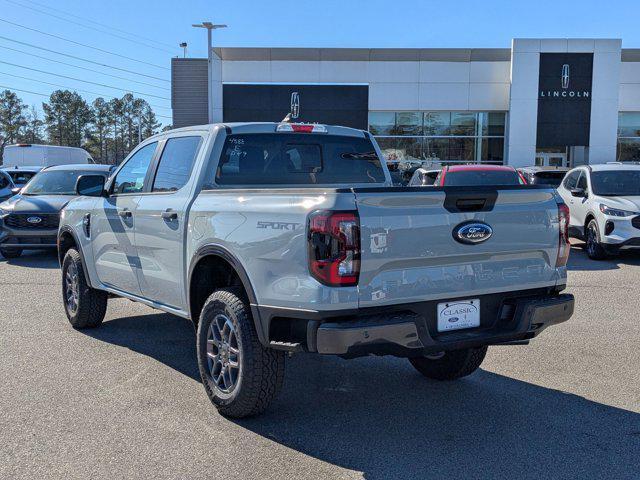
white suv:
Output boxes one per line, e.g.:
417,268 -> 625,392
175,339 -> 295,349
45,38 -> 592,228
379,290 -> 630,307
557,163 -> 640,259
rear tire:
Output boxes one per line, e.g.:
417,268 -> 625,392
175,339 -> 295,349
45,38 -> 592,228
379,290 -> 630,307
409,346 -> 488,380
62,249 -> 108,329
585,219 -> 608,260
197,288 -> 285,418
0,248 -> 22,259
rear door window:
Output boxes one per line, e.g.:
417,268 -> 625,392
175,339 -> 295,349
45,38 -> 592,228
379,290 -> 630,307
152,136 -> 202,192
213,133 -> 386,185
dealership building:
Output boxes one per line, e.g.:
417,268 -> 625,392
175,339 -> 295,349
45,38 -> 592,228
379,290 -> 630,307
171,38 -> 640,168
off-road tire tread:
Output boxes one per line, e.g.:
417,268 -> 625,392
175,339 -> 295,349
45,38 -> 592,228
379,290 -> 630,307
198,288 -> 284,418
410,346 -> 488,380
62,249 -> 107,329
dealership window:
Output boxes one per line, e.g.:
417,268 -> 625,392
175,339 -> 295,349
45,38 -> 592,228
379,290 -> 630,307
369,111 -> 506,165
617,112 -> 640,162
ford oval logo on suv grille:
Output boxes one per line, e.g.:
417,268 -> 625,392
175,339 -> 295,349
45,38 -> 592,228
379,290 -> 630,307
27,216 -> 42,224
453,221 -> 493,244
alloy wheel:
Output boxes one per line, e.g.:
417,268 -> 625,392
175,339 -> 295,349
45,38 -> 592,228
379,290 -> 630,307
64,262 -> 80,314
206,313 -> 241,393
587,225 -> 597,257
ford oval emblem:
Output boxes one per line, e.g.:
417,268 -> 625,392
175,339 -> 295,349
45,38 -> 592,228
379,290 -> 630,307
453,221 -> 493,245
27,216 -> 42,224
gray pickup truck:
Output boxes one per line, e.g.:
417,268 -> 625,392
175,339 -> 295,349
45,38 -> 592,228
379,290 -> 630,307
57,122 -> 574,418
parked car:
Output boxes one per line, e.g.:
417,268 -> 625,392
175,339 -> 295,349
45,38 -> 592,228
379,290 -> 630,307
1,166 -> 43,187
3,144 -> 93,167
408,167 -> 441,186
556,163 -> 640,259
0,169 -> 16,202
518,166 -> 569,187
0,164 -> 112,259
57,122 -> 574,418
435,165 -> 527,186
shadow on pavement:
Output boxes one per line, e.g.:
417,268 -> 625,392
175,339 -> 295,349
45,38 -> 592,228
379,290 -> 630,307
82,312 -> 200,381
0,249 -> 59,269
85,311 -> 639,480
567,242 -> 640,271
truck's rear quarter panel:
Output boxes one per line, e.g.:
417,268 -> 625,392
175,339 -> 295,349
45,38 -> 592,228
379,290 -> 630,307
188,189 -> 359,310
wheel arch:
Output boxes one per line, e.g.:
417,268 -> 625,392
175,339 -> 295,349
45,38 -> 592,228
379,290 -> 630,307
188,244 -> 266,345
58,226 -> 93,288
584,212 -> 598,235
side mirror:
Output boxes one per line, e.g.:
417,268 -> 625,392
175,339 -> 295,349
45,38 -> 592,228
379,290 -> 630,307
570,187 -> 587,198
76,175 -> 106,197
10,187 -> 21,195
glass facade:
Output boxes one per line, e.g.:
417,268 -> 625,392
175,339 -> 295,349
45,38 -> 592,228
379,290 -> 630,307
617,112 -> 640,161
369,111 -> 506,165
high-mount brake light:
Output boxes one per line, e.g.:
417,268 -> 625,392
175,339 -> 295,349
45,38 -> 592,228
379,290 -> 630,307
276,123 -> 328,133
307,211 -> 360,287
556,202 -> 570,267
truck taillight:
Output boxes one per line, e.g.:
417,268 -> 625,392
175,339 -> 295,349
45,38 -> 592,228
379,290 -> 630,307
308,211 -> 360,287
556,202 -> 570,267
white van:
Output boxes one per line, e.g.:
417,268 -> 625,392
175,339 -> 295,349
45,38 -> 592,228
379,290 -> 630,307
2,144 -> 93,168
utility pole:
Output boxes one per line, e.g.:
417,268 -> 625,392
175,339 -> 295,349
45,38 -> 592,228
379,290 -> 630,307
192,22 -> 227,123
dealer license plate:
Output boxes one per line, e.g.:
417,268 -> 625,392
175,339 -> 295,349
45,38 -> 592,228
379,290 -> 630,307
437,299 -> 480,332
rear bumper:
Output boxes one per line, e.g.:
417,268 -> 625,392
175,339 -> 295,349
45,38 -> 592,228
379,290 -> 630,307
256,288 -> 574,358
314,294 -> 573,356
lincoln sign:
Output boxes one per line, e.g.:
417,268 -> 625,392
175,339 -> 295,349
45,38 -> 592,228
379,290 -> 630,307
537,53 -> 594,147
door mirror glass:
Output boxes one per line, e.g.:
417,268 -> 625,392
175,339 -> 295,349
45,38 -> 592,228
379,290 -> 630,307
570,187 -> 587,198
76,175 -> 106,197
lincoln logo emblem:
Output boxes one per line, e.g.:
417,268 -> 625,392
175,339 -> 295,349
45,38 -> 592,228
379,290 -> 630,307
561,64 -> 570,89
290,92 -> 300,119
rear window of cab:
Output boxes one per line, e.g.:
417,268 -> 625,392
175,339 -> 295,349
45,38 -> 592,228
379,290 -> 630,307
212,133 -> 386,186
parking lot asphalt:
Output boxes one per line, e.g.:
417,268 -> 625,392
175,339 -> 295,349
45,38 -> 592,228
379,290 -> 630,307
1,243 -> 639,480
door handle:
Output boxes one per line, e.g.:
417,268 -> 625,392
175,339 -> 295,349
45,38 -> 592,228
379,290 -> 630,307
161,209 -> 178,220
118,209 -> 132,218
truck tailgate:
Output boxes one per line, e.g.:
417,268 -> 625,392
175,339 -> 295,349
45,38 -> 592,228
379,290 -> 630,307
354,187 -> 563,308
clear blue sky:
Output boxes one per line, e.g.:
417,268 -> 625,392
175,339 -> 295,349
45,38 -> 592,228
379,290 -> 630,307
0,0 -> 638,125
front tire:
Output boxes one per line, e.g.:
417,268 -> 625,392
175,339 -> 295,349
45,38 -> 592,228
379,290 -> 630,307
0,248 -> 22,259
585,219 -> 608,260
197,288 -> 285,418
409,346 -> 488,380
62,249 -> 108,328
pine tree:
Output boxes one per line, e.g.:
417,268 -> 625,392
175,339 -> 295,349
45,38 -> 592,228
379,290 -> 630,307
141,104 -> 161,139
0,89 -> 27,164
20,105 -> 45,144
43,90 -> 93,148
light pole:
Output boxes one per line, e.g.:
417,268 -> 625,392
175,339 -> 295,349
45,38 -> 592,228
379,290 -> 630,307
192,22 -> 227,123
